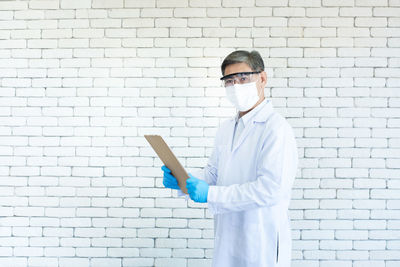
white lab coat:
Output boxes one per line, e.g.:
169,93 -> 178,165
196,99 -> 298,267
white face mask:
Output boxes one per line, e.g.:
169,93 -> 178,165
225,82 -> 260,112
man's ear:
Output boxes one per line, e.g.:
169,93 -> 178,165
257,71 -> 267,92
260,71 -> 267,86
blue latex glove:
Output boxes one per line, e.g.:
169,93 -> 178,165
186,174 -> 209,203
161,165 -> 180,190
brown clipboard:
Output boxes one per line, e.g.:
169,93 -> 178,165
144,135 -> 189,194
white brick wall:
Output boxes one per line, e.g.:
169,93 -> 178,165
0,0 -> 399,266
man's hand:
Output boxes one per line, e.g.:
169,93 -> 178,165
186,174 -> 209,203
162,165 -> 180,190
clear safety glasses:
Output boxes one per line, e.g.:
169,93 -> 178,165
220,71 -> 261,87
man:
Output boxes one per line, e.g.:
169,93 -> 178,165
161,50 -> 298,267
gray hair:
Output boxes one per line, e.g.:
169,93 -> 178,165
221,50 -> 265,75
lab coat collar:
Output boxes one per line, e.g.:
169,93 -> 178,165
253,99 -> 273,123
229,99 -> 273,153
233,98 -> 273,125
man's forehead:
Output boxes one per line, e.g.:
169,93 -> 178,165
224,62 -> 253,74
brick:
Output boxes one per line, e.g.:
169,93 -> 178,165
122,18 -> 154,28
61,0 -> 91,9
255,17 -> 287,27
174,8 -> 206,17
155,18 -> 187,28
354,37 -> 386,47
141,8 -> 173,17
92,0 -> 123,8
157,0 -> 188,7
374,7 -> 400,16
305,28 -> 336,38
108,9 -> 140,18
125,0 -> 155,7
156,238 -> 187,249
288,38 -> 320,47
240,7 -> 272,16
289,17 -> 321,27
0,1 -> 27,10
306,7 -> 338,17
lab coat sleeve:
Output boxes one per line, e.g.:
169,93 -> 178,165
207,122 -> 298,215
177,189 -> 189,199
201,145 -> 219,185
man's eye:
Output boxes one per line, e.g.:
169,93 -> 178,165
240,76 -> 250,82
225,79 -> 234,84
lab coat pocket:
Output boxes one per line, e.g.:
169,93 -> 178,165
226,213 -> 260,263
